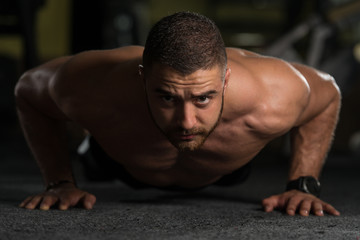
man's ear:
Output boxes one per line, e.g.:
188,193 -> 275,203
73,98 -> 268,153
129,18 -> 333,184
138,64 -> 145,81
223,68 -> 231,91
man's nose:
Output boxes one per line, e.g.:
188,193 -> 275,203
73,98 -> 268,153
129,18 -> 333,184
177,102 -> 197,130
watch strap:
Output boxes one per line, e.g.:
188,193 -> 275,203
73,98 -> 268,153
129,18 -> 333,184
286,176 -> 321,197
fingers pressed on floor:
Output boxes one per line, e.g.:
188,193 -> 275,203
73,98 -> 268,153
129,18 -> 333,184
323,203 -> 340,216
83,194 -> 96,210
286,198 -> 301,216
40,195 -> 58,210
19,196 -> 34,208
59,199 -> 70,210
262,196 -> 279,212
25,195 -> 43,209
299,200 -> 312,216
263,205 -> 274,212
310,201 -> 323,216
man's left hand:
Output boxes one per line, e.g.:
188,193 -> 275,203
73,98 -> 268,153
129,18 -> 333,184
262,190 -> 340,216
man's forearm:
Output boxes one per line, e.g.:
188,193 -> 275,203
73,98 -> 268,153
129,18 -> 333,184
263,93 -> 342,216
16,95 -> 74,186
288,94 -> 341,180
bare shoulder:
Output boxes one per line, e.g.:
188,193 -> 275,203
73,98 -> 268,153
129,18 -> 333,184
15,56 -> 74,121
51,45 -> 143,87
49,46 -> 144,120
65,45 -> 144,67
225,48 -> 311,136
289,62 -> 340,125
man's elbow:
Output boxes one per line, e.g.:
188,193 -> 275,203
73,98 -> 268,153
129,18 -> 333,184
327,76 -> 342,122
330,76 -> 341,108
14,70 -> 34,104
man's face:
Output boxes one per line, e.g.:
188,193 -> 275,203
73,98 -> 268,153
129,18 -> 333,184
141,63 -> 230,152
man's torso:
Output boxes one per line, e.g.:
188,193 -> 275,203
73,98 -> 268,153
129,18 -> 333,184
52,46 -> 309,188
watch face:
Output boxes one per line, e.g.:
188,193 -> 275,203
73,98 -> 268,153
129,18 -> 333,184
303,177 -> 321,196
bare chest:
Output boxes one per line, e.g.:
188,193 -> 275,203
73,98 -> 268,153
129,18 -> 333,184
92,116 -> 268,176
79,93 -> 277,187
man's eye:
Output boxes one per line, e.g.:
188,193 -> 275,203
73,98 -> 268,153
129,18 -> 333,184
161,96 -> 175,103
196,96 -> 210,104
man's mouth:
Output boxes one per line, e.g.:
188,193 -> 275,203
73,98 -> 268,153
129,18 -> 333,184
179,134 -> 197,141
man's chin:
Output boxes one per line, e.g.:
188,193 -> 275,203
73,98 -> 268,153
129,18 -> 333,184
176,143 -> 201,152
171,138 -> 206,152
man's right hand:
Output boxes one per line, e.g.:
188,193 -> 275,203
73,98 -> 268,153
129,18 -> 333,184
19,182 -> 96,210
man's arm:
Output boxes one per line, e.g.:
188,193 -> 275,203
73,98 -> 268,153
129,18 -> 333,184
289,63 -> 341,179
262,62 -> 341,216
15,57 -> 96,210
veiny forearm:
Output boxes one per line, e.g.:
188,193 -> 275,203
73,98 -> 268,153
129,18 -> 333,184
16,95 -> 74,186
288,95 -> 341,180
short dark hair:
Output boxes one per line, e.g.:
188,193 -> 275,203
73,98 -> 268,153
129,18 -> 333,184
143,12 -> 227,76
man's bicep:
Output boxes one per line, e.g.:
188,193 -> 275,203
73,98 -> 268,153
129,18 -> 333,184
291,63 -> 341,126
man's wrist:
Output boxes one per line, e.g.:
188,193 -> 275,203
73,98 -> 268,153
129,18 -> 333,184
286,176 -> 321,197
46,180 -> 76,191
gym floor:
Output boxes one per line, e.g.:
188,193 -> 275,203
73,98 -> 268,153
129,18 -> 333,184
1,132 -> 359,240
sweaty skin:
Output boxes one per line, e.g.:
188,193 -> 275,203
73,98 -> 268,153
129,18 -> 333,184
15,46 -> 341,216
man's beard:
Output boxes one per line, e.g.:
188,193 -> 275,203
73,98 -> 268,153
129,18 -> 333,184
165,123 -> 218,152
146,92 -> 224,152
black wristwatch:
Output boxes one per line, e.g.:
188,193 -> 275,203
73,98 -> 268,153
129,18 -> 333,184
286,176 -> 321,197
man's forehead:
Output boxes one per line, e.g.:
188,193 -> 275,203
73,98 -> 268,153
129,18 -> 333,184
146,63 -> 223,86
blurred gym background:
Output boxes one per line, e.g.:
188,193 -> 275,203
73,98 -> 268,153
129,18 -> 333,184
0,0 -> 359,163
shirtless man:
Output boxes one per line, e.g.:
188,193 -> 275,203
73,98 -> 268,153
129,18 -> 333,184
15,12 -> 341,216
